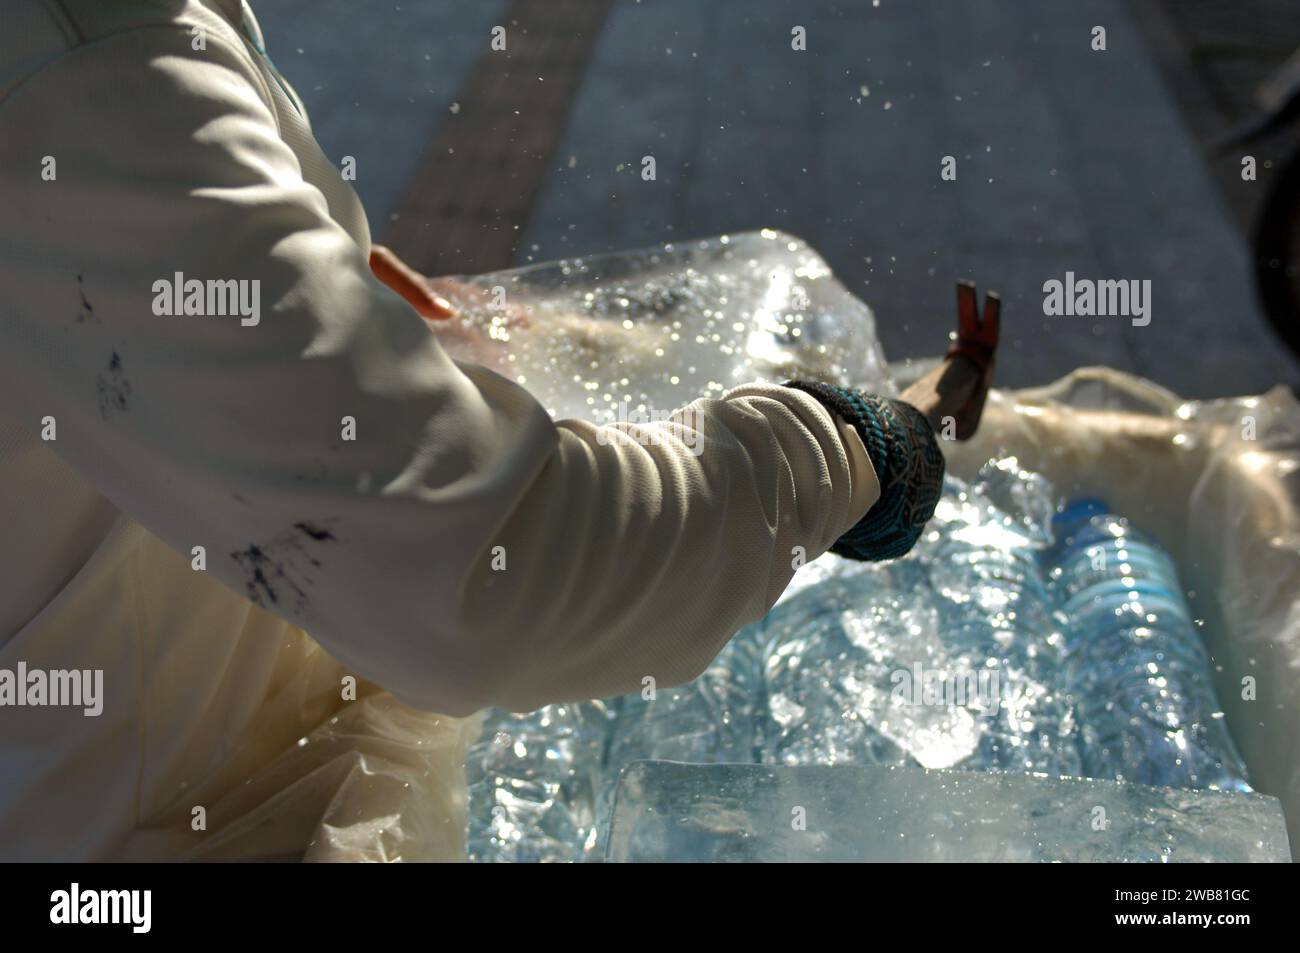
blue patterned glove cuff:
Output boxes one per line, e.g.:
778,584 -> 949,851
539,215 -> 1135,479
784,381 -> 945,561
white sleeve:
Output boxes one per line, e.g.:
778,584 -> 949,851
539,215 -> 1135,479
0,27 -> 879,715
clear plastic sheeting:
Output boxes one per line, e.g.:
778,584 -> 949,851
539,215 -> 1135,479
433,231 -> 894,423
115,616 -> 484,862
604,761 -> 1291,863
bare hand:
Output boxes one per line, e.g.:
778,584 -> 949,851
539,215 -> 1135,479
368,244 -> 457,320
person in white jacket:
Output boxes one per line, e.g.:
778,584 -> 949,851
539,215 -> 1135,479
0,0 -> 998,859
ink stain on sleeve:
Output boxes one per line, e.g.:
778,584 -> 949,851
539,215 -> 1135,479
96,350 -> 132,419
76,273 -> 97,324
230,543 -> 300,609
231,519 -> 340,613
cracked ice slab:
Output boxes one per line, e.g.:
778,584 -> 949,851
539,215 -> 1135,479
605,761 -> 1291,862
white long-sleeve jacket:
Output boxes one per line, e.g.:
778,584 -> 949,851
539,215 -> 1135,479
0,0 -> 879,857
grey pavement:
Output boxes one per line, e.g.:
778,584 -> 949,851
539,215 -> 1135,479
255,0 -> 1299,397
255,0 -> 509,233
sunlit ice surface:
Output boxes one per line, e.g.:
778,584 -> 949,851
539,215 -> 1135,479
467,463 -> 1251,861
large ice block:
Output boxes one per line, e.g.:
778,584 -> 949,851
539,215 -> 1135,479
761,469 -> 1080,778
434,230 -> 894,423
605,761 -> 1291,862
466,701 -> 612,863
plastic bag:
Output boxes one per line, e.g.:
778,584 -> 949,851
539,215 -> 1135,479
432,230 -> 894,421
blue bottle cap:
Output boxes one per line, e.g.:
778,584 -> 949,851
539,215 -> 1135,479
1051,497 -> 1110,538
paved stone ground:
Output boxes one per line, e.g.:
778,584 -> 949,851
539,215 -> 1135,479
256,0 -> 1299,397
1137,0 -> 1300,232
380,0 -> 616,275
254,0 -> 509,232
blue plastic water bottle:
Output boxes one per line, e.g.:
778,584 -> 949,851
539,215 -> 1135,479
1044,499 -> 1250,791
